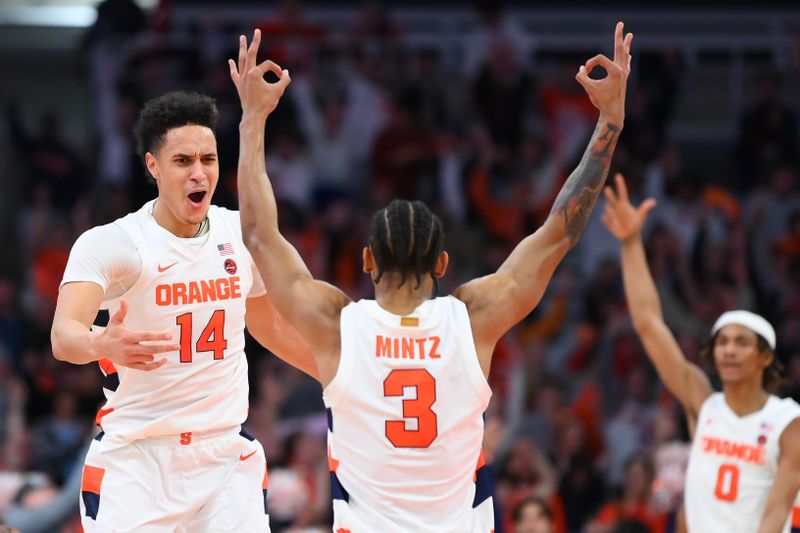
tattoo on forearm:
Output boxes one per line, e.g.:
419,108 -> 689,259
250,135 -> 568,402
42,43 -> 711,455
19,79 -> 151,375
550,122 -> 621,243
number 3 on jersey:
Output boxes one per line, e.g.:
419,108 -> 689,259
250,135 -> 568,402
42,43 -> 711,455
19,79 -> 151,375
175,310 -> 227,363
714,463 -> 739,502
383,369 -> 438,448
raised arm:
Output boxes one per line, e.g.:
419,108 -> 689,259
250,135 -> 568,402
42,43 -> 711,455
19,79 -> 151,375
757,418 -> 800,533
602,174 -> 712,418
230,30 -> 350,385
455,22 -> 632,366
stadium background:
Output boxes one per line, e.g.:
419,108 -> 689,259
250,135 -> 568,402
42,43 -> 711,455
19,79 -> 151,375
1,1 -> 800,531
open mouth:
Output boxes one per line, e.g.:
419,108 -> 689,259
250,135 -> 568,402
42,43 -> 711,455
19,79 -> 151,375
188,191 -> 207,204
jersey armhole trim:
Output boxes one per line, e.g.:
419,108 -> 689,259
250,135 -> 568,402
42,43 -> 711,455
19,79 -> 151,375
453,297 -> 492,401
322,304 -> 356,408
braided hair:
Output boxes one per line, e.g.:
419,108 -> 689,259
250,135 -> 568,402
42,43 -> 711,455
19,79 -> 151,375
367,200 -> 445,291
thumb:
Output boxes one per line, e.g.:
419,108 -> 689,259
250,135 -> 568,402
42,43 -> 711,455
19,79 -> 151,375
110,299 -> 128,324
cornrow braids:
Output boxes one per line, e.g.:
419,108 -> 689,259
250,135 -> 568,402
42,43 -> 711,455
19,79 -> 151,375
368,199 -> 445,290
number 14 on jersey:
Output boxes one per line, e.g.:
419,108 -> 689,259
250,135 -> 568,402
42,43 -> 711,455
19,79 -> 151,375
175,310 -> 228,363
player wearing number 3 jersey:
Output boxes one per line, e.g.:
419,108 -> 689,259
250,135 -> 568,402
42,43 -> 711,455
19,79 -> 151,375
232,22 -> 632,532
602,174 -> 800,533
51,92 -> 316,531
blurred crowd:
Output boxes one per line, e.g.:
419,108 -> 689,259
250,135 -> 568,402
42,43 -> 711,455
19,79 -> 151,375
1,0 -> 800,532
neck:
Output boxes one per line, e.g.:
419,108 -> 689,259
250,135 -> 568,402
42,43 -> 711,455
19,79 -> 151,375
152,198 -> 201,238
373,274 -> 435,315
722,380 -> 769,417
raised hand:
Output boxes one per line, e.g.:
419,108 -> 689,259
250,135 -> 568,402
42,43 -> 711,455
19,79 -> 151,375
93,299 -> 177,371
601,173 -> 656,243
229,29 -> 291,120
575,21 -> 633,123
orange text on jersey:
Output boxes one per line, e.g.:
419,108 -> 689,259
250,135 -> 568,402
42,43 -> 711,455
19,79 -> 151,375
155,276 -> 242,306
375,335 -> 442,360
701,436 -> 765,465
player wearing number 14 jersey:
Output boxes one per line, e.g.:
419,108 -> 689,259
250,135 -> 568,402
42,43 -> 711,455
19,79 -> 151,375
51,92 -> 315,531
232,22 -> 632,531
602,174 -> 800,532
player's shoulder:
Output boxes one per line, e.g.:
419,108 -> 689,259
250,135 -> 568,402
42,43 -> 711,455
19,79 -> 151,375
772,395 -> 800,415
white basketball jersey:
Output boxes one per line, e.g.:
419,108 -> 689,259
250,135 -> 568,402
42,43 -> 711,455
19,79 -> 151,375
93,201 -> 257,446
323,297 -> 494,533
684,393 -> 800,532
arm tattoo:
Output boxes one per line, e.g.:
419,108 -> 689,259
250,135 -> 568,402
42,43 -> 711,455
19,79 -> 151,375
550,121 -> 621,244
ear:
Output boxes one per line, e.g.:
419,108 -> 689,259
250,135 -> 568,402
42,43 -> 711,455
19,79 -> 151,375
434,251 -> 449,278
759,348 -> 774,370
362,246 -> 374,274
145,152 -> 160,183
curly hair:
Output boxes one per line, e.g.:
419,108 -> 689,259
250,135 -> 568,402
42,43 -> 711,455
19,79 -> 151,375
367,199 -> 445,291
134,91 -> 218,179
700,331 -> 784,388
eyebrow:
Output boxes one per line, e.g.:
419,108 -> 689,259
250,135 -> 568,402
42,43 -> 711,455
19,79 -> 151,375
171,152 -> 217,159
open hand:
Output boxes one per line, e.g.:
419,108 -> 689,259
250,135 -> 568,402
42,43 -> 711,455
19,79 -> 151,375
229,29 -> 291,120
575,21 -> 633,123
601,173 -> 656,243
93,299 -> 176,371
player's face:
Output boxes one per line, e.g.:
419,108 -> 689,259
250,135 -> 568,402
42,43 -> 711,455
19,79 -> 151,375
713,324 -> 771,384
515,501 -> 553,533
147,125 -> 218,235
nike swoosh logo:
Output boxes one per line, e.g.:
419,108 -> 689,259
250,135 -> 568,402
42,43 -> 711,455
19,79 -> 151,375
157,261 -> 178,273
239,451 -> 257,461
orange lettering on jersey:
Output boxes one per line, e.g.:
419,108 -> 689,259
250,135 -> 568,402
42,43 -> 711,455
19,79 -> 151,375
173,283 -> 187,305
416,338 -> 426,360
376,335 -> 392,358
156,284 -> 170,306
200,279 -> 217,301
374,336 -> 445,360
154,277 -> 242,307
428,336 -> 442,359
188,281 -> 202,304
402,337 -> 414,359
701,436 -> 765,465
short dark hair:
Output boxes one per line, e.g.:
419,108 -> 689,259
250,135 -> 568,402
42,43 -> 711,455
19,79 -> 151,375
134,91 -> 218,177
700,331 -> 784,388
367,199 -> 444,290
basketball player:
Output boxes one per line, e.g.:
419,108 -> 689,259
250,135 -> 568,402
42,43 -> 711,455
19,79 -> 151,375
231,23 -> 631,531
601,173 -> 800,533
50,91 -> 316,531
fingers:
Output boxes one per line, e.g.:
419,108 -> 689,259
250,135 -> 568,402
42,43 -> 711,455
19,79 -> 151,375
254,59 -> 283,78
131,342 -> 180,355
110,299 -> 128,324
125,359 -> 167,372
639,198 -> 657,218
584,54 -> 619,76
238,34 -> 247,73
136,331 -> 174,342
575,65 -> 595,91
603,184 -> 619,207
228,59 -> 239,84
247,28 -> 262,67
614,21 -> 625,63
615,173 -> 629,203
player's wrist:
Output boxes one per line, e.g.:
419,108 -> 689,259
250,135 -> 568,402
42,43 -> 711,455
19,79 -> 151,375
598,111 -> 624,128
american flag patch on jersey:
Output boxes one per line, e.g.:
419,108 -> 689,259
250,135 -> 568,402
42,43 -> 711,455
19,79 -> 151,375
217,243 -> 234,256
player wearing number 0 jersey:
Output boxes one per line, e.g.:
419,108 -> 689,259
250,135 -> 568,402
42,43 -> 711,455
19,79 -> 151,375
52,92 -> 316,532
232,22 -> 632,532
602,174 -> 800,533
685,393 -> 800,532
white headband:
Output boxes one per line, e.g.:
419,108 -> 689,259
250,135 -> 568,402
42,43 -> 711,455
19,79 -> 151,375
711,310 -> 776,350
